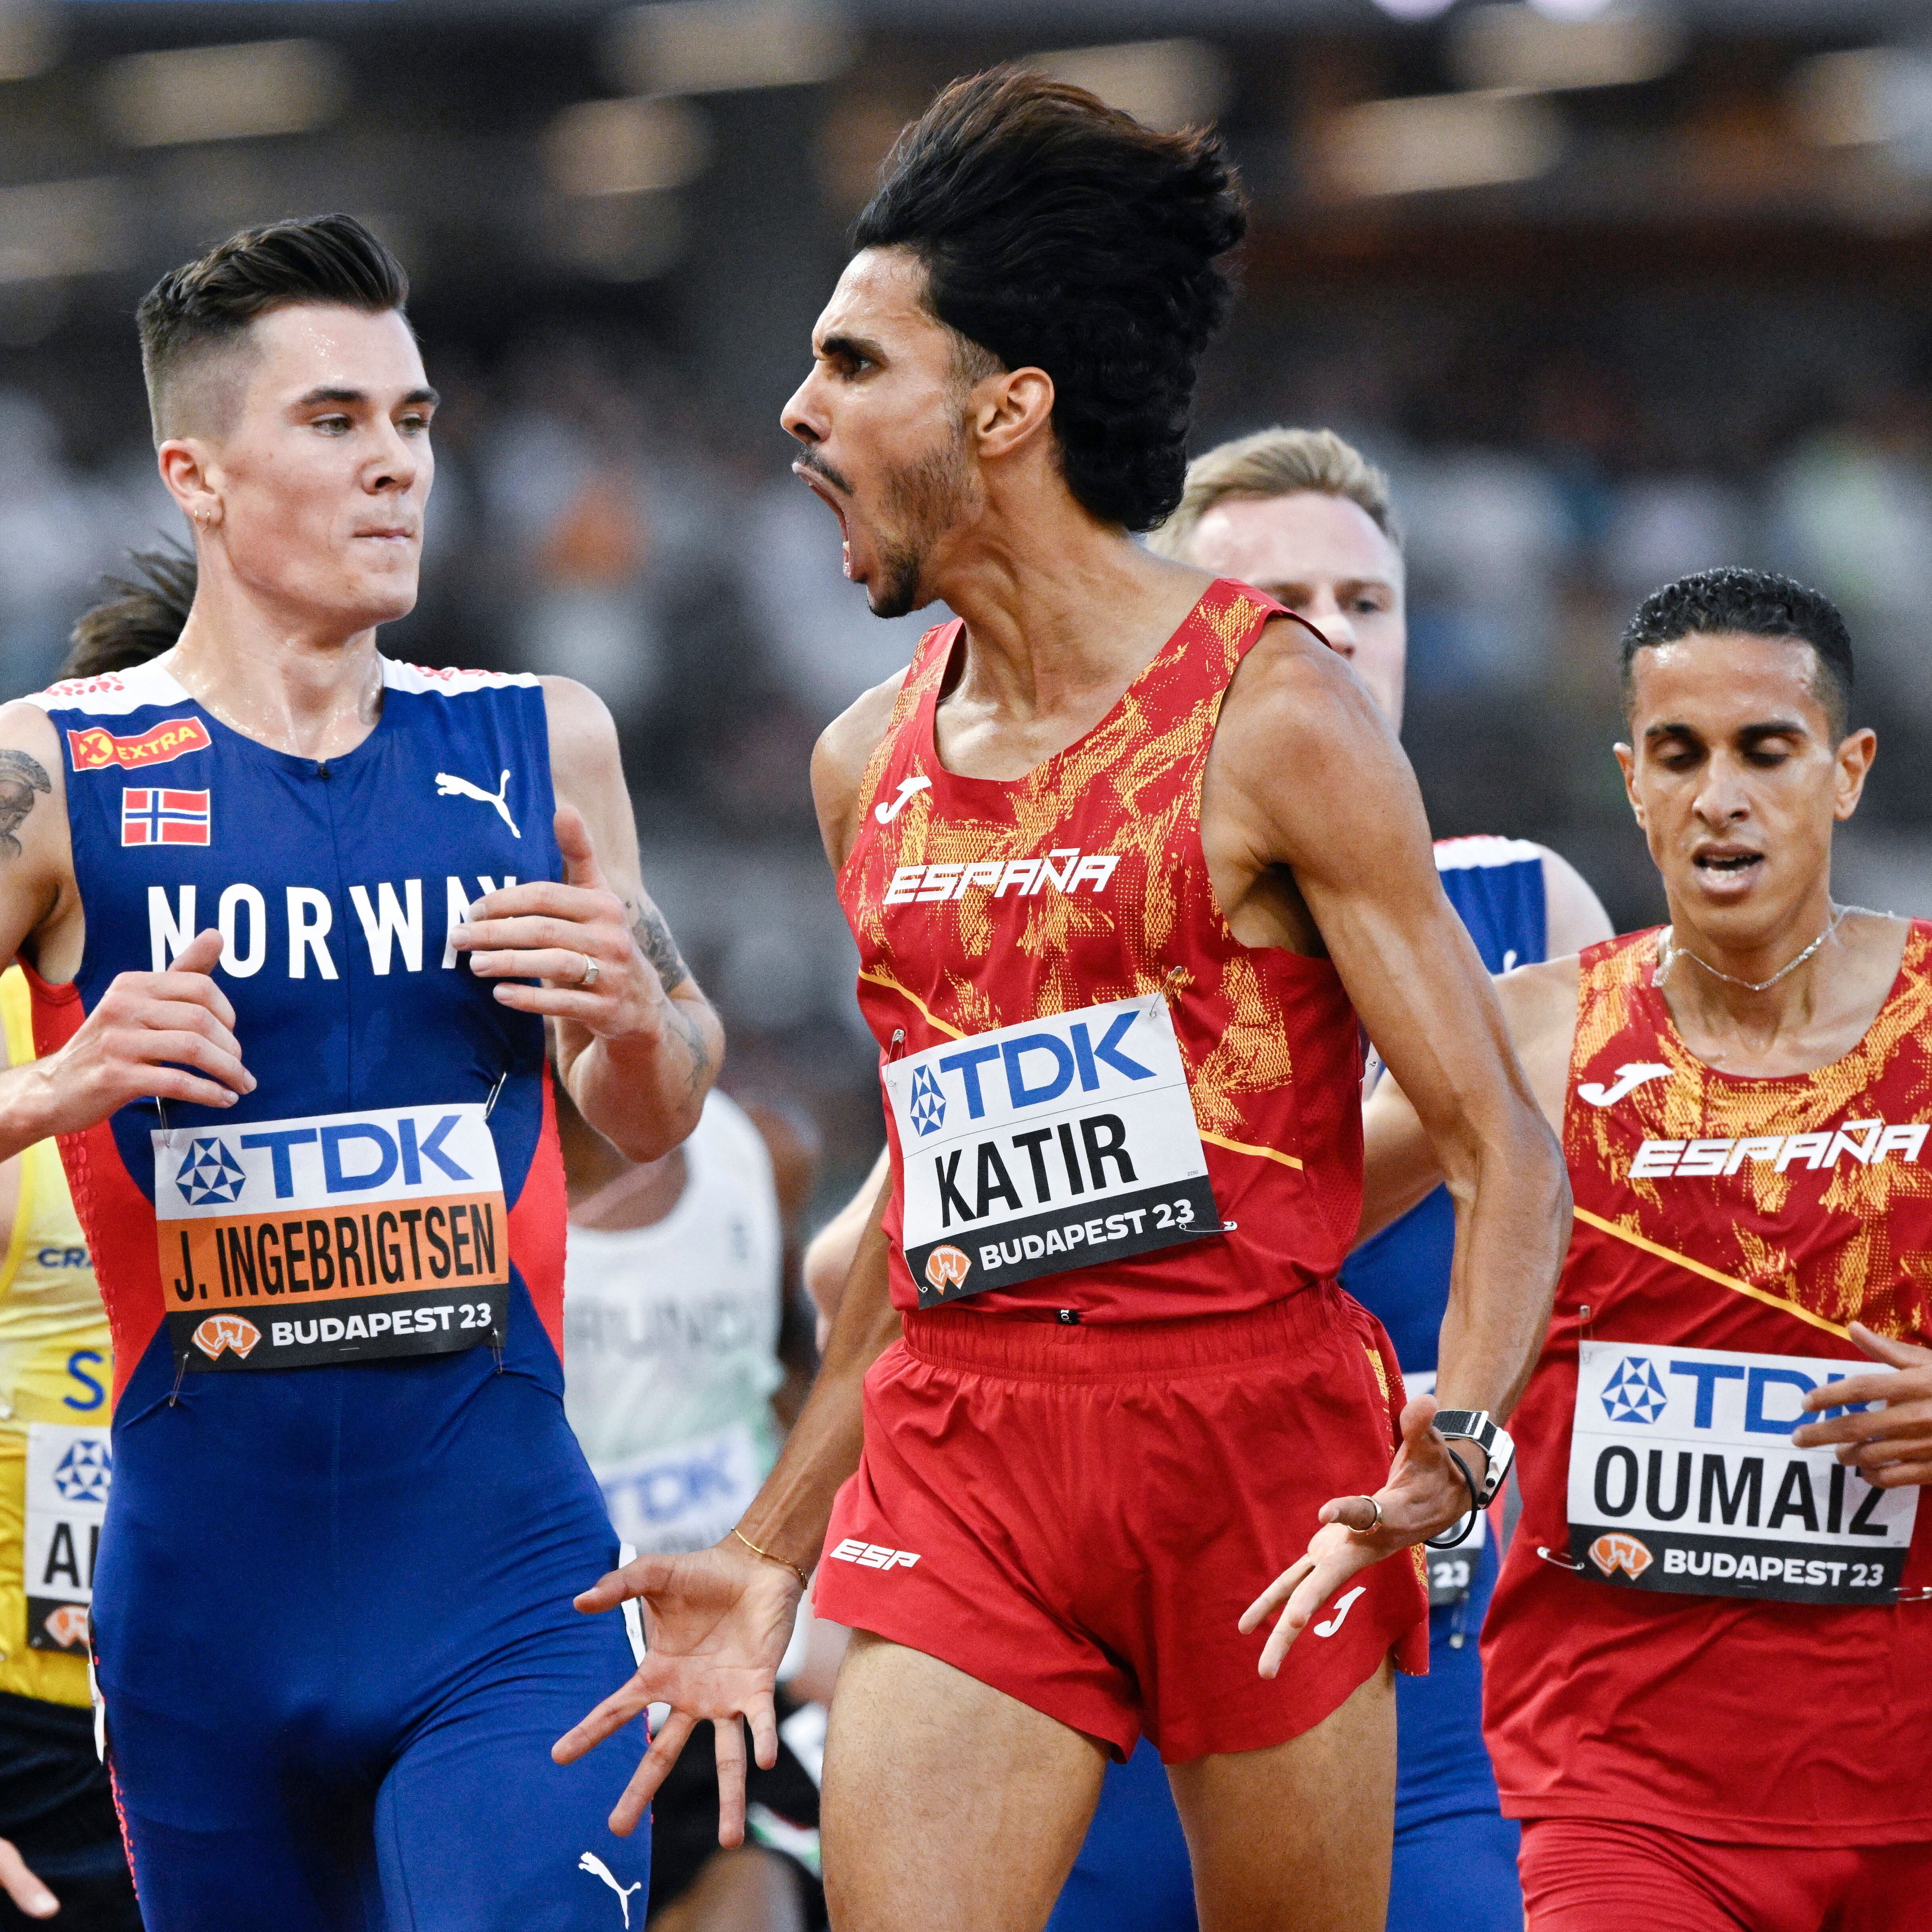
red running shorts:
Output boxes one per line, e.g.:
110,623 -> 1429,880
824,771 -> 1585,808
812,1281 -> 1429,1763
1519,1817 -> 1932,1932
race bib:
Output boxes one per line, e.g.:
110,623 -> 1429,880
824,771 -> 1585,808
882,995 -> 1219,1308
595,1423 -> 764,1557
153,1104 -> 509,1372
1568,1340 -> 1918,1605
24,1422 -> 111,1652
1406,1369 -> 1486,1606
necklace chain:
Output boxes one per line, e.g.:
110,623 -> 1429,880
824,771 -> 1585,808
1658,905 -> 1849,994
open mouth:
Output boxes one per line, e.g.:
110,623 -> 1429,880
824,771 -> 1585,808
1694,849 -> 1764,878
795,465 -> 855,574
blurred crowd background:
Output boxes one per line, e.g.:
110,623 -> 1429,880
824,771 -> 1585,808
2,0 -> 1930,1206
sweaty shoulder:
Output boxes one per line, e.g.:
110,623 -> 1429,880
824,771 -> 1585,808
1215,615 -> 1406,802
812,666 -> 910,874
1497,954 -> 1583,1129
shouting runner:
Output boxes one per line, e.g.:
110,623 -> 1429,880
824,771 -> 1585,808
0,215 -> 721,1929
559,71 -> 1568,1932
1360,567 -> 1932,1929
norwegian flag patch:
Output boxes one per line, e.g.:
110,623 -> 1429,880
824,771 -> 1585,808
122,788 -> 211,847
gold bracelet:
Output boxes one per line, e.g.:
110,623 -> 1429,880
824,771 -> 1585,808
732,1526 -> 810,1591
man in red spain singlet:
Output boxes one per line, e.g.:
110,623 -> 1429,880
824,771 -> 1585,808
556,71 -> 1570,1931
1361,565 -> 1932,1930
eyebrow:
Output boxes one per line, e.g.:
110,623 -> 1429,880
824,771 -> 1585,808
817,332 -> 885,366
1642,717 -> 1808,743
293,385 -> 441,409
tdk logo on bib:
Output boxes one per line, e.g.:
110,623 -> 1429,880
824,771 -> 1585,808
907,1067 -> 946,1137
176,1137 -> 246,1205
883,995 -> 1221,1307
1601,1356 -> 1668,1424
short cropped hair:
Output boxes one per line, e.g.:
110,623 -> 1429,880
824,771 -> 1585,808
1146,426 -> 1402,561
1621,567 -> 1855,739
853,67 -> 1246,533
137,213 -> 409,442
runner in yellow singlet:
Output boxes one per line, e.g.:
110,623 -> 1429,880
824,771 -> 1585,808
0,962 -> 138,1929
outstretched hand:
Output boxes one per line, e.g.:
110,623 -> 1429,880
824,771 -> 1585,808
1239,1394 -> 1482,1678
553,1539 -> 802,1842
1792,1323 -> 1932,1487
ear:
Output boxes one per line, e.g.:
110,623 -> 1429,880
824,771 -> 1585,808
158,438 -> 222,534
1832,726 -> 1877,822
1613,741 -> 1645,828
970,366 -> 1055,465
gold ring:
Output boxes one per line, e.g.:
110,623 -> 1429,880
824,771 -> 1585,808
1349,1496 -> 1384,1537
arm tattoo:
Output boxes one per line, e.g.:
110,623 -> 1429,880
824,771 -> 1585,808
0,750 -> 51,859
667,999 -> 712,1103
630,900 -> 690,993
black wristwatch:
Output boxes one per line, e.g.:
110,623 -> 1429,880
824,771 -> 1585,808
1431,1410 -> 1515,1509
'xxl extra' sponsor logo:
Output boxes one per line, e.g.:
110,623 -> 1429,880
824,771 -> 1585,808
1628,1119 -> 1927,1179
69,717 -> 211,772
883,847 -> 1121,906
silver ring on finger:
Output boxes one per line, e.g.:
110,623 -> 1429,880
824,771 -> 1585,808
1349,1495 -> 1384,1537
576,953 -> 600,989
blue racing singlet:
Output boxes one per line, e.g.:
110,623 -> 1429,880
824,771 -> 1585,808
1343,835 -> 1547,1930
20,655 -> 651,1932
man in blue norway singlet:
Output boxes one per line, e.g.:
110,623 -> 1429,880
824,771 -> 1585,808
1148,429 -> 1613,1932
0,217 -> 723,1930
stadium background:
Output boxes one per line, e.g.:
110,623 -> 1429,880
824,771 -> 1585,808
1,0 -> 1928,1203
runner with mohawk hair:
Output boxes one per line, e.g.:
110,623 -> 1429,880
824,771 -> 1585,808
559,69 -> 1568,1932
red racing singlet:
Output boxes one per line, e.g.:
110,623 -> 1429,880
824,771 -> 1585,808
1484,925 -> 1932,1845
837,578 -> 1364,1323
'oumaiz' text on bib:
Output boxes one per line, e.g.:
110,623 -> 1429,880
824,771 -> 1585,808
153,1103 -> 510,1372
883,995 -> 1219,1308
1568,1339 -> 1917,1605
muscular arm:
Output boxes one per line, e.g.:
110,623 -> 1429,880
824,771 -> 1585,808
1209,624 -> 1570,1432
0,702 -> 250,1159
460,679 -> 721,1162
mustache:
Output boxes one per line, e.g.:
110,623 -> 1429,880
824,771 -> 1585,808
793,450 -> 855,497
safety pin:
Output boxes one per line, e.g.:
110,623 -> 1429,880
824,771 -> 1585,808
483,1070 -> 508,1120
1534,1545 -> 1587,1572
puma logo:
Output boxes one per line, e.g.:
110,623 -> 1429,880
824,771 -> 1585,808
578,1853 -> 643,1927
435,769 -> 521,838
1314,1584 -> 1367,1638
1577,1062 -> 1671,1109
874,775 -> 931,824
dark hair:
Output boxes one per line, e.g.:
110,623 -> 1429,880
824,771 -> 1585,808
62,543 -> 195,680
1621,567 -> 1855,738
853,67 -> 1245,532
137,214 -> 409,439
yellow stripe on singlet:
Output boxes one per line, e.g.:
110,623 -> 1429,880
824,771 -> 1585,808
856,969 -> 966,1041
1572,1205 -> 1852,1341
1197,1128 -> 1304,1171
